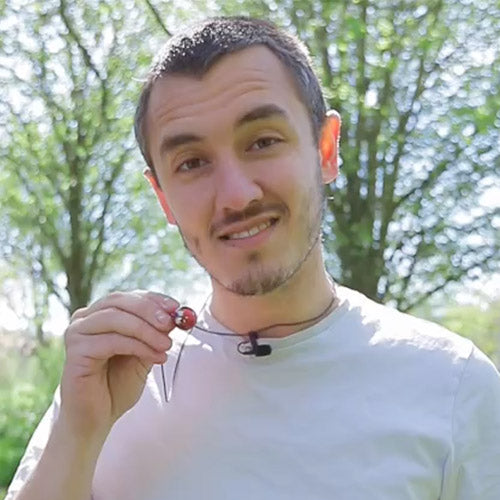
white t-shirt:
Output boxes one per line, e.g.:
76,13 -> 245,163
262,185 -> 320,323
7,287 -> 500,499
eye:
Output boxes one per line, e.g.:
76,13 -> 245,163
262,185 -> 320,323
176,157 -> 209,172
248,136 -> 282,151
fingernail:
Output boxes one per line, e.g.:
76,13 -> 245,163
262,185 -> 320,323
155,310 -> 170,324
162,297 -> 179,312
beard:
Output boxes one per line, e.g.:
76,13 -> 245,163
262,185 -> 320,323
178,171 -> 326,297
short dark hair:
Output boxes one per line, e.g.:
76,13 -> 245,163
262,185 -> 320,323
134,16 -> 327,174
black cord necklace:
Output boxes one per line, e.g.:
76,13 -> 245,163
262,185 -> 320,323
160,292 -> 339,403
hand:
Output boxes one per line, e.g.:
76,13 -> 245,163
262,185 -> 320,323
60,291 -> 178,439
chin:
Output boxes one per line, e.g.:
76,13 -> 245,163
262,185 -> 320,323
227,273 -> 287,296
219,258 -> 300,296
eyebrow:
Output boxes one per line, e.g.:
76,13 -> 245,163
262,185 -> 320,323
159,133 -> 202,158
235,104 -> 288,128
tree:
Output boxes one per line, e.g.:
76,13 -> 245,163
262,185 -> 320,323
0,0 -> 193,338
209,0 -> 500,310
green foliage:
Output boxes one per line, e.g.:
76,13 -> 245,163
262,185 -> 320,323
0,0 -> 191,330
415,293 -> 500,367
440,303 -> 500,365
0,338 -> 64,490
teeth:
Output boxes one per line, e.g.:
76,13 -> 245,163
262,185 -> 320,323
227,221 -> 272,240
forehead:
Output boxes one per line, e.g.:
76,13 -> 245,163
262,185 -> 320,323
145,46 -> 307,140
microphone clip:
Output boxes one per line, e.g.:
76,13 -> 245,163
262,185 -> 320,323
239,332 -> 272,357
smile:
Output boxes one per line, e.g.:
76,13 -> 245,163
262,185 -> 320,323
226,220 -> 273,240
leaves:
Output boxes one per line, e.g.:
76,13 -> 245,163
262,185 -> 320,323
415,293 -> 500,366
0,0 -> 189,331
0,338 -> 64,487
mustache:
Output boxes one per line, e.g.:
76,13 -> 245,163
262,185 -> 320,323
210,202 -> 287,237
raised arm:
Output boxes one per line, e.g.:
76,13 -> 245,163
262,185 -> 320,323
11,291 -> 178,500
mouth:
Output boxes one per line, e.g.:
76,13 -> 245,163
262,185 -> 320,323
219,217 -> 279,241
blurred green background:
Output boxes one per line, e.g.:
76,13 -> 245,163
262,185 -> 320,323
1,0 -> 499,497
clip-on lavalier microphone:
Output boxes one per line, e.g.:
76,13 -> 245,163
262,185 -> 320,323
242,332 -> 272,357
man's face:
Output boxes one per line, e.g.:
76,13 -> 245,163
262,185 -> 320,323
145,46 -> 336,296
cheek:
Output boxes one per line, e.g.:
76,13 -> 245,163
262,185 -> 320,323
273,156 -> 313,197
259,154 -> 302,188
167,185 -> 210,223
177,224 -> 203,257
191,236 -> 202,255
168,191 -> 212,250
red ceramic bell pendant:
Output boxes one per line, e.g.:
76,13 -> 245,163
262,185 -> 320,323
171,306 -> 197,330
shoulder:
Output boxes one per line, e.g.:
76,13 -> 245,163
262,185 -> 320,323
337,286 -> 500,422
337,286 -> 476,365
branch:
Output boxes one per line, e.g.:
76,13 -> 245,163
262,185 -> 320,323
379,0 -> 447,249
143,0 -> 172,36
16,167 -> 69,269
347,0 -> 369,220
58,0 -> 109,129
1,105 -> 69,269
85,146 -> 132,289
395,238 -> 426,310
22,113 -> 69,208
393,132 -> 493,214
314,23 -> 333,92
401,250 -> 498,312
0,63 -> 67,119
58,0 -> 102,80
38,254 -> 68,309
393,154 -> 456,211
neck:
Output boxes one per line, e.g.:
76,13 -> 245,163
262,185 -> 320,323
209,245 -> 337,338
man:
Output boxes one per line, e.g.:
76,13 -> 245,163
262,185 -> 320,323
7,16 -> 500,500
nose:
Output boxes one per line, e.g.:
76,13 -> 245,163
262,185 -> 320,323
214,156 -> 264,213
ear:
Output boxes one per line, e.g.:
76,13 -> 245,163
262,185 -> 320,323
143,168 -> 177,225
319,110 -> 341,184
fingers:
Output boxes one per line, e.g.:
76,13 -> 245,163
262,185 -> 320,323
71,291 -> 179,331
66,332 -> 167,365
66,291 -> 181,365
69,308 -> 173,353
141,290 -> 179,311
